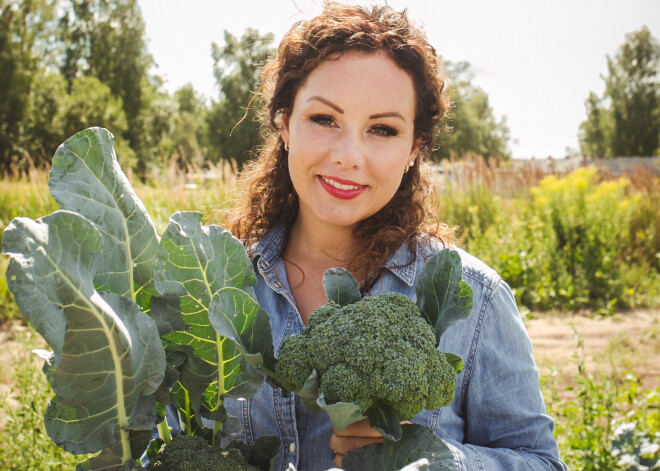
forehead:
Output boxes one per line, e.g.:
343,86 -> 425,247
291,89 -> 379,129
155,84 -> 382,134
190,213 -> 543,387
294,50 -> 416,113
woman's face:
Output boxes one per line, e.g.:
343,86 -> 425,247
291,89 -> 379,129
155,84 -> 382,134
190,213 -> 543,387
282,50 -> 420,232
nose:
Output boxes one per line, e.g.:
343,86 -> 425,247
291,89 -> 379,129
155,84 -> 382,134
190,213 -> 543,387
330,129 -> 365,169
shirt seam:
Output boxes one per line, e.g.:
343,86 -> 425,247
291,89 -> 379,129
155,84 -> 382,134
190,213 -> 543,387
459,277 -> 499,416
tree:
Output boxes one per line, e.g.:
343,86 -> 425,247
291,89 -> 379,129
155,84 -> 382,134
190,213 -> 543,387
578,92 -> 613,158
164,83 -> 207,168
435,61 -> 511,160
579,26 -> 660,157
0,0 -> 59,172
21,69 -> 68,166
206,29 -> 275,169
59,0 -> 166,176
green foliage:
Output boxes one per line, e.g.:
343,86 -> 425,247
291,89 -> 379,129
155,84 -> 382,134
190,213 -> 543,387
435,61 -> 511,160
453,166 -> 660,313
206,29 -> 275,168
341,424 -> 456,471
0,0 -> 59,172
159,84 -> 208,169
0,327 -> 94,471
1,128 -> 278,469
579,26 -> 660,157
541,328 -> 660,470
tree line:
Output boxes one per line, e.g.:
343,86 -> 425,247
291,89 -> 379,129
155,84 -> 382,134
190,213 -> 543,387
579,26 -> 660,158
3,1 -> 656,180
0,0 -> 514,178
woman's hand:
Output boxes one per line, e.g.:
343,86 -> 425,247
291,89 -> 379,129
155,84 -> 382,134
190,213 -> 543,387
329,418 -> 384,468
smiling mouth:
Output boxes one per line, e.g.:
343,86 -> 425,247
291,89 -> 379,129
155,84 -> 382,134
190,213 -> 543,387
317,175 -> 367,200
319,175 -> 364,190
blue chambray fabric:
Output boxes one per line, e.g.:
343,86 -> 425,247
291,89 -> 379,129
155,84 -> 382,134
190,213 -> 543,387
220,224 -> 568,471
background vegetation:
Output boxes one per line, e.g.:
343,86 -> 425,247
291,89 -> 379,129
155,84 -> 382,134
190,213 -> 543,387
1,160 -> 659,470
1,0 -> 659,469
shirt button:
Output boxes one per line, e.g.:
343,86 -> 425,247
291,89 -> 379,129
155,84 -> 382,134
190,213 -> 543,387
289,443 -> 296,454
261,260 -> 270,269
273,280 -> 282,288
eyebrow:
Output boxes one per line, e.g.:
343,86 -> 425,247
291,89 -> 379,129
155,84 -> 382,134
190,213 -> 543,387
369,112 -> 405,122
307,96 -> 343,113
307,96 -> 406,122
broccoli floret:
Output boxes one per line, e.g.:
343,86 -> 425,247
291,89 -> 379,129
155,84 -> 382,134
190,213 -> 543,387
146,435 -> 261,471
274,292 -> 458,421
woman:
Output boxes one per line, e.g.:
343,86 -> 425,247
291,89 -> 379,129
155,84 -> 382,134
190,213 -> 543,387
225,3 -> 567,470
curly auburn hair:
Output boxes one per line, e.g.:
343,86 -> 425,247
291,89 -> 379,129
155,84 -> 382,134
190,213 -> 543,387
229,2 -> 456,292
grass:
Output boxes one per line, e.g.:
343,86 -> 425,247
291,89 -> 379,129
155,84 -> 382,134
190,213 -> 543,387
0,325 -> 93,470
0,155 -> 659,468
1,319 -> 658,470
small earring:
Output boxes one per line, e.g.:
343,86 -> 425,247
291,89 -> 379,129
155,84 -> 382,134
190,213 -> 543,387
284,142 -> 289,152
404,160 -> 414,174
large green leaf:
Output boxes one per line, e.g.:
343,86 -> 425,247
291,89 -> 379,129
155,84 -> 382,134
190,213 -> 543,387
367,404 -> 402,441
2,211 -> 165,469
322,268 -> 361,306
415,250 -> 474,344
49,127 -> 159,311
153,211 -> 259,424
209,287 -> 276,376
342,424 -> 456,471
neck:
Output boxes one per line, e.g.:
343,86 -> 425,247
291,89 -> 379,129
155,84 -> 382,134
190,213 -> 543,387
286,216 -> 355,266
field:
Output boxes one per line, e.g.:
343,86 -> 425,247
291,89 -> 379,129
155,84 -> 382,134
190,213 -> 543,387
1,157 -> 659,470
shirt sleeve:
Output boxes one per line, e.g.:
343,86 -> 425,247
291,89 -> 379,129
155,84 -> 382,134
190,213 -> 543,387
446,279 -> 567,470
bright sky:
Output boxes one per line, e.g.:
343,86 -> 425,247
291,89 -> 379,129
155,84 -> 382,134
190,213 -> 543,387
139,0 -> 660,159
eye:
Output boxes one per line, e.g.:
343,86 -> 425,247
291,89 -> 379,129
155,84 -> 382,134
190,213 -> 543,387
310,114 -> 336,127
370,124 -> 398,138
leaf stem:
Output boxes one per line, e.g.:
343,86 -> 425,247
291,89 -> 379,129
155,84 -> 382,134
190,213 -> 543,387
213,332 -> 226,447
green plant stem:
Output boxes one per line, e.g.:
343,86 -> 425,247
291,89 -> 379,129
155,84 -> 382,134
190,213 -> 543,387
213,331 -> 227,447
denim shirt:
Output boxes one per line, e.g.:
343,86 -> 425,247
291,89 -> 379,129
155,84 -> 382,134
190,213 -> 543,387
222,225 -> 567,471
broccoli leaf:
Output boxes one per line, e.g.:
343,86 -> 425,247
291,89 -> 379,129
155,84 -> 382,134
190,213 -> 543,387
153,211 -> 264,433
2,211 -> 165,469
317,395 -> 366,432
297,369 -> 321,413
415,250 -> 474,344
227,435 -> 283,471
342,424 -> 456,470
444,353 -> 464,374
49,127 -> 159,313
209,286 -> 277,377
322,267 -> 361,305
367,405 -> 402,441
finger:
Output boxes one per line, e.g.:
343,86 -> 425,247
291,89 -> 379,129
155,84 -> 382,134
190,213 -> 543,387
329,433 -> 384,455
335,452 -> 344,467
334,418 -> 383,438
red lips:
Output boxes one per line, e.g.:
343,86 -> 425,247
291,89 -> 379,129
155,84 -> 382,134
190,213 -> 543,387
317,175 -> 367,200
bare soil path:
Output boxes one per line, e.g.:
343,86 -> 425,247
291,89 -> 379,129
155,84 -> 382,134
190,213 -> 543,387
525,309 -> 660,392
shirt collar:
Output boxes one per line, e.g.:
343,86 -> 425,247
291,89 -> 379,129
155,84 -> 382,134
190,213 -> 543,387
383,239 -> 418,287
252,223 -> 287,273
252,223 -> 419,286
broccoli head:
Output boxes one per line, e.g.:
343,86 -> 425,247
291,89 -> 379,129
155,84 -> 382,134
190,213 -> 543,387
274,292 -> 458,421
146,435 -> 261,471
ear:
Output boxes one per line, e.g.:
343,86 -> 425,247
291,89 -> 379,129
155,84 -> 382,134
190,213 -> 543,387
410,138 -> 421,162
281,112 -> 290,145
